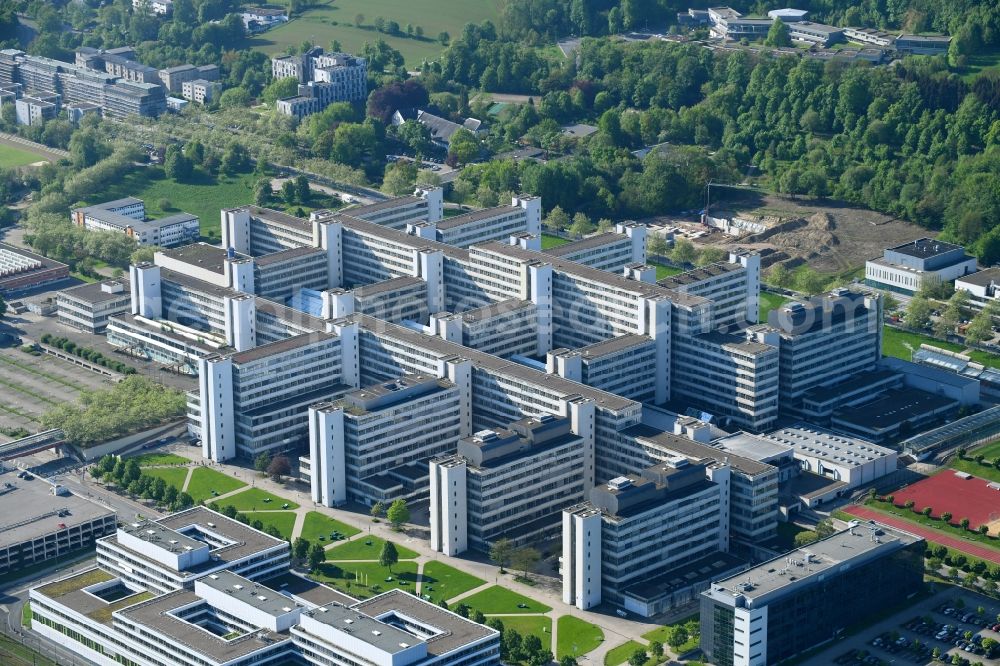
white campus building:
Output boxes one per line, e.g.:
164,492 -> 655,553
272,49 -> 367,119
865,238 -> 978,296
71,197 -> 200,247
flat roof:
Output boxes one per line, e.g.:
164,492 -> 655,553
305,603 -> 417,653
57,279 -> 129,304
712,432 -> 793,463
352,275 -> 425,298
120,519 -> 206,553
262,572 -> 357,607
625,423 -> 775,476
0,242 -> 69,272
761,424 -> 895,467
253,245 -> 325,266
118,589 -> 290,662
254,296 -> 328,332
657,260 -> 741,288
435,204 -> 521,230
956,267 -> 1000,288
0,471 -> 115,549
544,232 -> 626,257
159,243 -> 230,275
352,590 -> 497,656
706,523 -> 920,605
887,237 -> 964,259
102,507 -> 285,578
458,298 -> 534,323
622,550 -> 746,602
572,333 -> 653,359
160,267 -> 239,299
833,388 -> 956,431
229,331 -> 335,364
33,568 -> 153,626
344,196 -> 422,217
198,571 -> 301,616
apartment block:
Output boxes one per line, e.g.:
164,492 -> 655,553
272,49 -> 367,119
181,78 -> 220,104
429,414 -> 586,555
306,374 -> 462,507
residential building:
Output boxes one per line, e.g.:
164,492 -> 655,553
15,93 -> 59,125
700,522 -> 923,666
429,414 -> 586,555
0,242 -> 69,293
305,374 -> 462,507
391,108 -> 483,149
181,78 -> 220,104
159,63 -> 219,94
865,237 -> 977,295
241,7 -> 289,33
133,0 -> 172,15
272,50 -> 367,119
562,458 -> 733,615
56,279 -> 131,333
0,468 -> 117,577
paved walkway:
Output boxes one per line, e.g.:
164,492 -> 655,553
845,506 -> 1000,564
157,447 -> 672,663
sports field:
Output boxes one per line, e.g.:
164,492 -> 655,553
245,0 -> 499,65
891,471 -> 1000,532
0,143 -> 46,168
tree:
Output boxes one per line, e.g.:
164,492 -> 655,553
560,657 -> 579,666
905,295 -> 934,330
965,299 -> 1000,343
649,641 -> 664,660
794,530 -> 820,547
386,498 -> 410,530
355,13 -> 365,27
371,501 -> 385,520
382,161 -> 417,196
254,452 -> 272,473
473,610 -> 487,623
628,648 -> 648,666
923,506 -> 933,517
253,178 -> 272,206
815,518 -> 835,538
177,492 -> 194,509
281,179 -> 297,204
267,455 -> 291,482
308,543 -> 325,571
438,31 -> 450,46
218,88 -> 252,109
293,537 -> 311,561
379,540 -> 399,573
767,264 -> 792,289
545,206 -> 569,231
961,517 -> 971,530
942,512 -> 953,523
765,18 -> 791,47
449,129 -> 480,165
262,77 -> 300,105
490,538 -> 514,573
164,145 -> 193,181
569,212 -> 595,237
671,237 -> 698,265
511,546 -> 540,581
294,175 -> 311,204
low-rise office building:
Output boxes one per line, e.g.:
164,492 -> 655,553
895,34 -> 951,55
700,522 -> 923,666
0,242 -> 69,293
56,279 -> 131,333
306,374 -> 462,507
429,414 -> 586,555
865,238 -> 977,296
95,506 -> 290,594
0,469 -> 117,577
159,63 -> 218,94
955,267 -> 1000,310
72,198 -> 199,247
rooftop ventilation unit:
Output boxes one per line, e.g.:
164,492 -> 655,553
608,476 -> 632,491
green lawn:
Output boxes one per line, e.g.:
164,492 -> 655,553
501,616 -> 552,650
420,561 -> 485,603
556,615 -> 604,659
964,348 -> 1000,370
541,233 -> 570,249
858,498 -> 1000,550
604,640 -> 650,666
20,602 -> 31,627
949,446 -> 1000,484
185,467 -> 247,504
221,487 -> 300,512
758,291 -> 791,322
242,511 -> 297,540
82,167 -> 257,237
245,0 -> 499,66
460,585 -> 551,614
326,535 -> 418,560
0,144 -> 46,168
958,49 -> 1000,83
140,467 -> 189,490
129,452 -> 190,467
299,511 -> 361,544
881,327 -> 963,361
643,613 -> 700,654
651,261 -> 683,280
311,560 -> 419,600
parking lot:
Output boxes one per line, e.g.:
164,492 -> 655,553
0,345 -> 114,443
803,588 -> 1000,666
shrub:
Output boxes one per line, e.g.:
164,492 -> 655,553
904,500 -> 915,509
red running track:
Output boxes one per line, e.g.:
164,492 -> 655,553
844,505 -> 1000,565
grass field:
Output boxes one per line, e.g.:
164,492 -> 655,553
556,616 -> 604,659
186,467 -> 246,503
965,348 -> 1000,370
501,616 -> 552,649
759,291 -> 791,322
420,561 -> 485,603
461,585 -> 551,614
950,456 -> 1000,484
604,640 -> 650,666
853,499 -> 1000,550
242,511 -> 298,539
0,633 -> 58,666
541,233 -> 570,249
140,466 -> 189,490
325,535 -> 418,560
881,327 -> 964,361
129,452 -> 190,467
221,487 -> 300,512
0,144 -> 46,168
958,49 -> 1000,83
651,261 -> 683,280
312,560 -> 419,599
245,0 -> 499,65
299,511 -> 361,544
643,613 -> 700,654
82,167 -> 257,237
